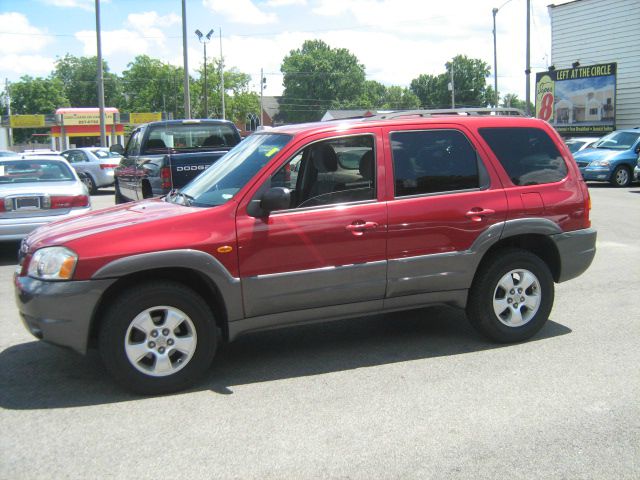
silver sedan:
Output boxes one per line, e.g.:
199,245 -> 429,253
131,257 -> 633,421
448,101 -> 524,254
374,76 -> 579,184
0,155 -> 91,241
61,148 -> 122,194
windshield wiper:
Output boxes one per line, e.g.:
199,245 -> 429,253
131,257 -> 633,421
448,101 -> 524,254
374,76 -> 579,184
168,190 -> 194,206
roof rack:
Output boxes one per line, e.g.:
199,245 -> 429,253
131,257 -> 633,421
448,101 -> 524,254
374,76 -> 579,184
369,107 -> 526,120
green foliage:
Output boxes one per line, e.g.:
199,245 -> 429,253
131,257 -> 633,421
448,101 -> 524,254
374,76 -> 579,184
3,76 -> 70,143
354,81 -> 420,110
280,40 -> 366,123
501,93 -> 533,113
410,55 -> 493,108
191,58 -> 260,125
52,54 -> 123,108
6,76 -> 69,114
121,55 -> 187,118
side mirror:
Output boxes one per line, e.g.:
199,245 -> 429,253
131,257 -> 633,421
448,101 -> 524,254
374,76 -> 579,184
635,144 -> 640,154
110,144 -> 125,155
260,187 -> 291,213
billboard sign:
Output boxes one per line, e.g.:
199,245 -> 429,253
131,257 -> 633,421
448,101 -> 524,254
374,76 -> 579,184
63,112 -> 115,126
535,62 -> 616,135
9,114 -> 46,128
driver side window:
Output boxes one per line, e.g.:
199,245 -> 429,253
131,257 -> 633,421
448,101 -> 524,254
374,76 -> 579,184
269,135 -> 376,210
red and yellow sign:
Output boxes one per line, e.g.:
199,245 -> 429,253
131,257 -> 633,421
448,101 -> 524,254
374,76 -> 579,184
63,112 -> 115,126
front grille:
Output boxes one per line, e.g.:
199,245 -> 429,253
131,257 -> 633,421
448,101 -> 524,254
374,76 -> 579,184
577,162 -> 589,168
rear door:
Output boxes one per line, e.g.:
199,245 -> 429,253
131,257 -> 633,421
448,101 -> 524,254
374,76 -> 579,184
383,124 -> 508,299
235,131 -> 388,320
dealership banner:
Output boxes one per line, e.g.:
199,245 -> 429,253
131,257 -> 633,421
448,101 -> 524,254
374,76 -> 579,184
9,114 -> 46,128
535,62 -> 616,135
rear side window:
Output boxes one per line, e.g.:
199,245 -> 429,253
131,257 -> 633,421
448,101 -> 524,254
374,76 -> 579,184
479,127 -> 567,186
390,129 -> 486,197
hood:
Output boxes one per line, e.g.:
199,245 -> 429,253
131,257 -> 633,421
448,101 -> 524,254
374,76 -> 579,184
573,148 -> 627,162
25,198 -> 200,248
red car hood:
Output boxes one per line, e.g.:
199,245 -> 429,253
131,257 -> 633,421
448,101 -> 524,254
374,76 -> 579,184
26,198 -> 201,248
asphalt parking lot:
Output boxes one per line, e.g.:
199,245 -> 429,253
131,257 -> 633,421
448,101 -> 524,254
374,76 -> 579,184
1,185 -> 639,479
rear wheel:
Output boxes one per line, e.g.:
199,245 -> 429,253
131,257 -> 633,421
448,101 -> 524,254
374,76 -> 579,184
81,173 -> 97,194
610,165 -> 631,187
99,282 -> 218,395
466,248 -> 554,343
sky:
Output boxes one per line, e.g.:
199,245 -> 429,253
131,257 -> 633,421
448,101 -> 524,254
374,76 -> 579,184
0,0 -> 574,103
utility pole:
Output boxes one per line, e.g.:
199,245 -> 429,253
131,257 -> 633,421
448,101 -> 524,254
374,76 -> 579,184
195,29 -> 214,118
525,0 -> 531,115
260,68 -> 265,127
181,0 -> 191,119
5,78 -> 12,147
450,62 -> 455,108
219,29 -> 225,120
203,39 -> 208,117
492,8 -> 499,107
95,0 -> 107,147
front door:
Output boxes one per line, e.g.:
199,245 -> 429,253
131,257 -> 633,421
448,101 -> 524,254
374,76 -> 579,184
236,133 -> 388,318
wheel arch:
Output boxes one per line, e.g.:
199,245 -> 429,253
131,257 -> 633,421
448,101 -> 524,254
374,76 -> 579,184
88,267 -> 230,349
476,233 -> 561,283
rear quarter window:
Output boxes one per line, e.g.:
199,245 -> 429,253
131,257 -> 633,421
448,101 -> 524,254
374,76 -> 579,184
479,127 -> 568,186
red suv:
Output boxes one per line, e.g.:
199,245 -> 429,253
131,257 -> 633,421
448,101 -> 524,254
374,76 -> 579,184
14,112 -> 597,394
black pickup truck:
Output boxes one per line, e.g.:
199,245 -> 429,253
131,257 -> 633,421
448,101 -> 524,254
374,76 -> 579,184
110,119 -> 241,203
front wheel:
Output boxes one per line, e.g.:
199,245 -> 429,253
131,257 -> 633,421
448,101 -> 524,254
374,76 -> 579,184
610,166 -> 631,187
466,248 -> 554,343
99,282 -> 218,394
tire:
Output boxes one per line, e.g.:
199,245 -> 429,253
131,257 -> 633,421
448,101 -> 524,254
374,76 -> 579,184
99,281 -> 218,395
81,173 -> 98,194
114,180 -> 126,204
466,248 -> 554,343
610,165 -> 631,187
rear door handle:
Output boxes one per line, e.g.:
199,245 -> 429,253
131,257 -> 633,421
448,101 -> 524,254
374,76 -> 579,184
346,221 -> 379,236
465,208 -> 495,221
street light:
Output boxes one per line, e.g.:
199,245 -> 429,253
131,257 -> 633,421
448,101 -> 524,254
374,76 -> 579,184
492,0 -> 514,108
195,28 -> 214,118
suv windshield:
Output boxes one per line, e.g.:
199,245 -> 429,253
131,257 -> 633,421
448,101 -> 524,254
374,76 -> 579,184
171,133 -> 292,207
593,131 -> 640,150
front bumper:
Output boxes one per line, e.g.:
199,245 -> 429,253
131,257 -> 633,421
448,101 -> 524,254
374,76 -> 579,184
551,228 -> 597,283
14,275 -> 115,354
579,166 -> 611,182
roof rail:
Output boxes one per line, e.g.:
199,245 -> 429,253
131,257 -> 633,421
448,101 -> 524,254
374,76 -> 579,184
369,107 -> 526,120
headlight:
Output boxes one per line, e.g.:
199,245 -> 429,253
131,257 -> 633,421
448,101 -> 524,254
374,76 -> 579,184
28,247 -> 78,280
590,160 -> 610,167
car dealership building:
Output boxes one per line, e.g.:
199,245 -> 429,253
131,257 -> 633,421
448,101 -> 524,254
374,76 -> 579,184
539,0 -> 640,134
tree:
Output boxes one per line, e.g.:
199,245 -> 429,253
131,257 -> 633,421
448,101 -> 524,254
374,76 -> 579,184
121,55 -> 186,117
2,76 -> 70,143
501,93 -> 533,113
280,40 -> 366,123
52,54 -> 123,108
446,55 -> 492,107
410,55 -> 494,108
191,58 -> 260,125
410,73 -> 449,108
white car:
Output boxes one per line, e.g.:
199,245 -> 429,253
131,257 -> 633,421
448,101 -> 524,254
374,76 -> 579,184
565,137 -> 600,154
0,155 -> 91,241
61,148 -> 122,194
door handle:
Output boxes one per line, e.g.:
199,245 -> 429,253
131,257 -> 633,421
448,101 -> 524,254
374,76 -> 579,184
345,221 -> 379,236
465,208 -> 495,222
